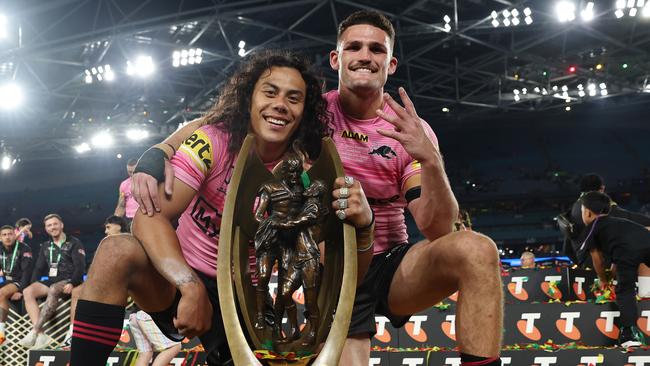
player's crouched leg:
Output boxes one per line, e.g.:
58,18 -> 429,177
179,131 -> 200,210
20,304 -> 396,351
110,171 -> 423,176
447,231 -> 503,362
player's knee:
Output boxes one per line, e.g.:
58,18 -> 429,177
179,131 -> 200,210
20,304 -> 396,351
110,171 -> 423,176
22,285 -> 36,299
94,234 -> 143,272
455,231 -> 499,269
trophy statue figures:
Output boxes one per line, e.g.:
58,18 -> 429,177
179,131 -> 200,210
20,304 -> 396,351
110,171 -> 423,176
217,135 -> 357,365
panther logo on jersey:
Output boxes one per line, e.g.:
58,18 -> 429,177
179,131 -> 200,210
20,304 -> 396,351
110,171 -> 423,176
369,145 -> 397,159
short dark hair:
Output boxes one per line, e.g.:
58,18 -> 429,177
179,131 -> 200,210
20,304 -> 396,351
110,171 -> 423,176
581,191 -> 611,215
15,217 -> 31,228
338,10 -> 395,48
104,215 -> 129,233
0,225 -> 14,232
127,158 -> 138,166
580,173 -> 604,192
43,213 -> 63,224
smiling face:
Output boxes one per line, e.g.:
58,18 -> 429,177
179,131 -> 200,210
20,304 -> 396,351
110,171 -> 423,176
45,217 -> 64,239
249,66 -> 306,159
330,24 -> 397,94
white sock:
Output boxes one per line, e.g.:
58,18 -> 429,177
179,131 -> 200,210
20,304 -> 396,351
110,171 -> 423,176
0,322 -> 5,332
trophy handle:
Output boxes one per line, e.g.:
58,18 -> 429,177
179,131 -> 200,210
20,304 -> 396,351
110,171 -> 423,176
217,134 -> 263,365
311,137 -> 358,366
217,134 -> 357,365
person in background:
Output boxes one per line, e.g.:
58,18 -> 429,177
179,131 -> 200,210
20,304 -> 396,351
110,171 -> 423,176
581,191 -> 649,347
129,310 -> 182,366
0,225 -> 34,345
14,218 -> 33,244
520,251 -> 536,269
19,214 -> 85,350
114,158 -> 139,226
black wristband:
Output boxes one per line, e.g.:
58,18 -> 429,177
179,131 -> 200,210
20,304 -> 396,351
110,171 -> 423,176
134,147 -> 168,182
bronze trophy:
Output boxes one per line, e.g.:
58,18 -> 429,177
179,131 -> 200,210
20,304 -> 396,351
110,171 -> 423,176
217,135 -> 357,365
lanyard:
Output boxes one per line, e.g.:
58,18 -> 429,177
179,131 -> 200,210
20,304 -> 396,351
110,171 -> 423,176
1,242 -> 19,273
49,240 -> 64,264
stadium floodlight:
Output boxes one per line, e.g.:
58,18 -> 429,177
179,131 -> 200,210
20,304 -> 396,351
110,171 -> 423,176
565,106 -> 571,111
238,40 -> 246,49
514,94 -> 520,101
513,89 -> 520,95
491,8 -> 531,27
601,89 -> 608,96
533,87 -> 540,93
0,83 -> 24,110
172,48 -> 203,67
442,107 -> 450,113
443,15 -> 452,32
555,1 -> 576,22
599,82 -> 607,89
238,48 -> 246,57
1,155 -> 10,170
126,56 -> 155,77
561,85 -> 569,92
522,88 -> 527,94
0,15 -> 7,39
85,64 -> 114,83
91,131 -> 113,148
615,9 -> 625,17
542,88 -> 548,95
126,128 -> 149,141
581,1 -> 595,21
578,90 -> 586,97
75,142 -> 91,154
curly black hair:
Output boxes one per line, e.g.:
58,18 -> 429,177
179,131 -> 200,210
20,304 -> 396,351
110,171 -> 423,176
201,49 -> 331,160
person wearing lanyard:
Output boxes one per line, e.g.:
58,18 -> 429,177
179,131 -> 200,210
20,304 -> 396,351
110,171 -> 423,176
0,225 -> 34,345
19,214 -> 86,350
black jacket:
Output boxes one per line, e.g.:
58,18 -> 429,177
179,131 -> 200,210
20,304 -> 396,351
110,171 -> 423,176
562,195 -> 650,266
0,241 -> 34,290
31,235 -> 86,286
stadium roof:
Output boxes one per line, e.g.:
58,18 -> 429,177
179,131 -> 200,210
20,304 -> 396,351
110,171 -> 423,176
1,0 -> 649,163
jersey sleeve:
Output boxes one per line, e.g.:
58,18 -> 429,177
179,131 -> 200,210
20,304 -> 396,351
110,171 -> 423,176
400,119 -> 439,191
171,125 -> 221,191
118,180 -> 128,196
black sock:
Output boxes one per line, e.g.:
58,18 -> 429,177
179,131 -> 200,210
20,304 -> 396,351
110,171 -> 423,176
70,299 -> 125,366
460,353 -> 501,366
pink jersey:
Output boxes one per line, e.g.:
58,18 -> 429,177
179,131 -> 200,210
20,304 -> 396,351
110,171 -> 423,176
324,90 -> 438,254
172,125 -> 275,277
119,177 -> 139,219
